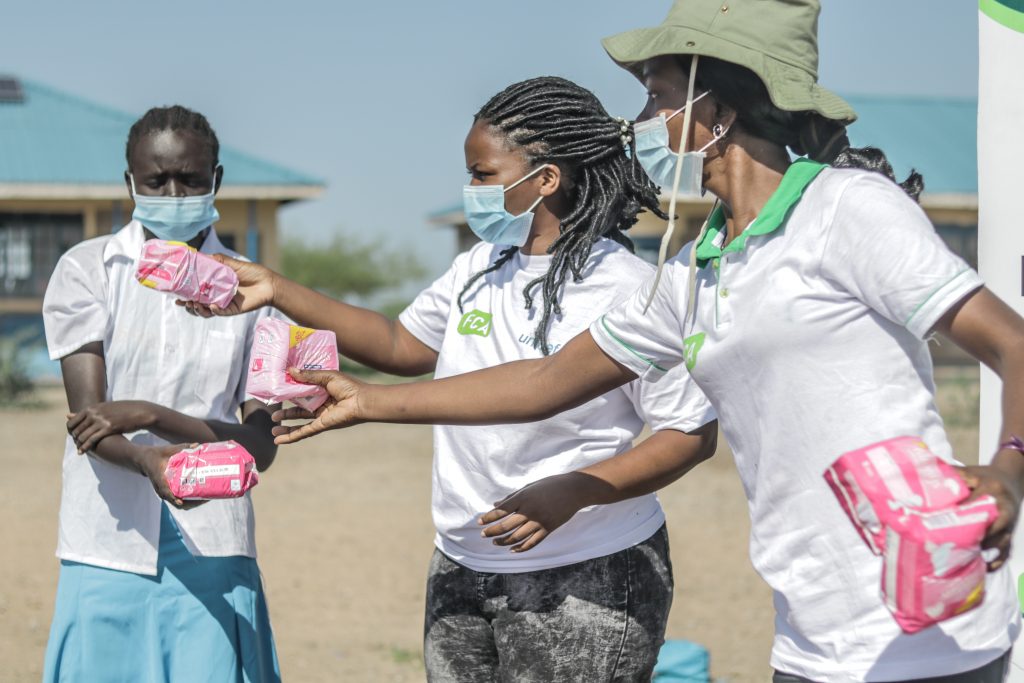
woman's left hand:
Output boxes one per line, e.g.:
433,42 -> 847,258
67,400 -> 158,454
478,472 -> 601,553
961,464 -> 1023,571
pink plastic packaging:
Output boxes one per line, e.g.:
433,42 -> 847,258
881,496 -> 998,633
136,239 -> 239,308
164,440 -> 259,500
823,436 -> 970,554
824,436 -> 998,633
246,317 -> 339,411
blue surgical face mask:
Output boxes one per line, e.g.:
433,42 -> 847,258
635,56 -> 732,316
462,165 -> 548,247
130,173 -> 220,242
633,90 -> 718,195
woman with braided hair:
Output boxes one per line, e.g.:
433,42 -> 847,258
187,76 -> 718,680
42,106 -> 281,682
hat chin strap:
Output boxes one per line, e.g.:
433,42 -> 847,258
644,54 -> 699,314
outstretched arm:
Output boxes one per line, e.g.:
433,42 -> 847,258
271,329 -> 637,443
180,255 -> 438,376
936,286 -> 1024,570
479,421 -> 718,552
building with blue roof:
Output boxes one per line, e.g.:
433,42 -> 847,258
0,75 -> 324,379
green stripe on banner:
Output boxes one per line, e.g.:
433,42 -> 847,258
996,0 -> 1024,11
981,0 -> 1024,32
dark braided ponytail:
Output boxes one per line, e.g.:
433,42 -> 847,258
457,76 -> 666,355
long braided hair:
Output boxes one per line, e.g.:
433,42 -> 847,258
457,77 -> 666,355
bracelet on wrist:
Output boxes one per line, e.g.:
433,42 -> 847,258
999,435 -> 1024,454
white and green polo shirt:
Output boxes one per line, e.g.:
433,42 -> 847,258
590,160 -> 1018,681
400,238 -> 716,573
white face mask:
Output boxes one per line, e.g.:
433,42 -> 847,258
633,89 -> 712,192
462,165 -> 548,247
129,173 -> 219,242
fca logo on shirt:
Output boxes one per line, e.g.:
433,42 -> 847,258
683,332 -> 705,371
458,310 -> 493,337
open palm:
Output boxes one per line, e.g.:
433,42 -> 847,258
271,368 -> 365,444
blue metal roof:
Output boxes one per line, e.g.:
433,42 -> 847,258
844,95 -> 976,195
0,79 -> 323,187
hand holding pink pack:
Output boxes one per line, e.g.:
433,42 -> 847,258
825,436 -> 997,633
164,440 -> 259,500
882,497 -> 997,632
824,436 -> 970,553
137,239 -> 239,308
246,318 -> 339,411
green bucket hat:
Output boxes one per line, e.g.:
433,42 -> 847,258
602,0 -> 856,124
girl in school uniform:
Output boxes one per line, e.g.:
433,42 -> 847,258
42,106 -> 280,682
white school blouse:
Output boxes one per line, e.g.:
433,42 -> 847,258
43,221 -> 272,575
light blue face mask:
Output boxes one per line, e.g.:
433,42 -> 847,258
633,90 -> 719,195
462,165 -> 548,247
130,173 -> 220,242
633,56 -> 731,316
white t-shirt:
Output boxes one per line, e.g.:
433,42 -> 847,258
590,163 -> 1019,681
42,221 -> 272,575
400,239 -> 716,573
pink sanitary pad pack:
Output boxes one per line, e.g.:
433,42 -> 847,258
164,440 -> 259,500
136,239 -> 239,308
246,317 -> 339,412
881,497 -> 997,633
824,436 -> 970,554
824,436 -> 996,632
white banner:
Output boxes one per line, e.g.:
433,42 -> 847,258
978,0 -> 1024,678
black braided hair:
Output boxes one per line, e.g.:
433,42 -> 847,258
682,57 -> 924,202
125,105 -> 220,169
457,77 -> 666,355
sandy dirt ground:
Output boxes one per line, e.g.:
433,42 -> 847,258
1,373 -> 979,683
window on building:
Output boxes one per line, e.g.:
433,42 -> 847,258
934,223 -> 978,270
0,213 -> 84,298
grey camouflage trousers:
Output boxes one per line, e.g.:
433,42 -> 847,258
423,525 -> 673,683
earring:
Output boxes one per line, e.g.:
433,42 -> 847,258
712,124 -> 724,138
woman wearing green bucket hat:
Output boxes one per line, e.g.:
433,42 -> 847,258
265,1 -> 1021,680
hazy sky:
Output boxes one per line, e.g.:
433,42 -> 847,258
6,1 -> 979,281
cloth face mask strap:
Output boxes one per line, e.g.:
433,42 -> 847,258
503,163 -> 548,218
663,89 -> 710,125
504,163 -> 549,194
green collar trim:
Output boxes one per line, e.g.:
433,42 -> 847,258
695,159 -> 827,264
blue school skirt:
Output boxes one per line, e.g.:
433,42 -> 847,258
43,504 -> 280,683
